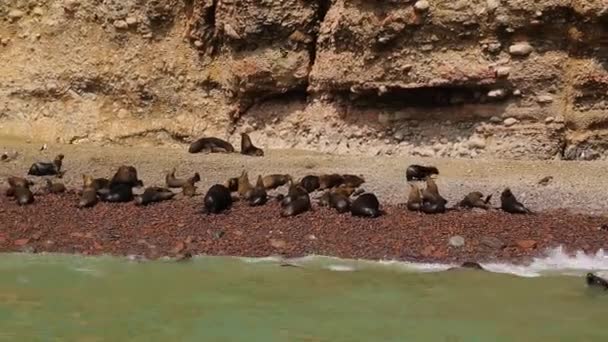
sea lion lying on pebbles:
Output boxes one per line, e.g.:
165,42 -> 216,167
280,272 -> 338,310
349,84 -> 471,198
182,179 -> 198,197
165,168 -> 200,188
45,179 -> 66,194
299,175 -> 320,193
240,133 -> 264,157
203,184 -> 233,214
14,186 -> 34,205
78,175 -> 99,208
458,192 -> 492,210
406,183 -> 422,211
586,273 -> 608,290
406,164 -> 439,181
5,177 -> 33,197
351,192 -> 381,218
319,174 -> 344,190
28,154 -> 64,176
109,165 -> 143,188
262,174 -> 292,190
500,188 -> 532,214
188,137 -> 235,154
237,171 -> 253,200
319,190 -> 350,213
135,187 -> 175,206
100,183 -> 134,203
342,174 -> 365,188
281,182 -> 311,217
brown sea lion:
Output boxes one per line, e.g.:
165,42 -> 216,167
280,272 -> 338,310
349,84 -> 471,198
28,154 -> 64,176
319,174 -> 344,190
328,191 -> 350,213
351,192 -> 381,218
166,168 -> 200,188
135,187 -> 175,206
333,185 -> 358,197
224,177 -> 239,192
45,179 -> 66,194
248,176 -> 268,206
109,165 -> 143,188
8,176 -> 33,189
14,186 -> 34,205
500,188 -> 532,214
299,175 -> 320,193
262,174 -> 292,190
421,177 -> 447,214
188,137 -> 235,154
406,164 -> 439,181
458,192 -> 492,209
406,183 -> 422,211
203,184 -> 233,214
240,133 -> 264,157
342,174 -> 365,188
237,171 -> 253,200
182,180 -> 197,197
78,175 -> 98,208
92,178 -> 110,191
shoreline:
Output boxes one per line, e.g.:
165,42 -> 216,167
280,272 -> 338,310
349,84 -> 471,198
1,192 -> 607,264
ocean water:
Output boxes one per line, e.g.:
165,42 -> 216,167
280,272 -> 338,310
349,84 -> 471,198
1,247 -> 608,341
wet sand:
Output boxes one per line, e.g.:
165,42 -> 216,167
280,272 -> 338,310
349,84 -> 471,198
1,138 -> 608,263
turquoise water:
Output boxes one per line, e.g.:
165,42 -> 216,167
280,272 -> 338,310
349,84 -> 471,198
0,253 -> 607,341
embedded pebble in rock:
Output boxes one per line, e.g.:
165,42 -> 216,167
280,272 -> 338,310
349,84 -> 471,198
126,17 -> 138,26
486,0 -> 500,11
503,118 -> 518,127
489,116 -> 502,124
509,42 -> 534,56
113,20 -> 128,29
554,116 -> 565,124
488,89 -> 506,99
513,89 -> 522,96
516,240 -> 538,250
8,10 -> 25,21
545,116 -> 555,124
414,1 -> 430,12
537,95 -> 554,104
468,136 -> 486,149
495,67 -> 511,78
449,235 -> 466,247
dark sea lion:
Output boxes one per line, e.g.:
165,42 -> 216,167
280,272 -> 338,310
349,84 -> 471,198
299,175 -> 320,193
135,187 -> 175,206
351,193 -> 381,218
319,174 -> 344,190
406,183 -> 422,211
586,273 -> 608,290
248,176 -> 268,206
421,178 -> 447,214
328,191 -> 350,213
281,193 -> 311,217
100,183 -> 134,203
188,137 -> 235,154
281,181 -> 309,207
458,192 -> 492,209
28,154 -> 64,176
342,174 -> 365,188
45,179 -> 66,194
406,164 -> 439,181
14,186 -> 34,205
237,171 -> 253,200
500,188 -> 531,214
166,168 -> 201,188
262,174 -> 292,190
224,177 -> 239,192
240,133 -> 264,156
110,165 -> 143,188
203,184 -> 233,214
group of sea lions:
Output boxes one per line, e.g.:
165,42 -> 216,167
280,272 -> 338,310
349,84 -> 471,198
404,164 -> 532,215
188,133 -> 263,156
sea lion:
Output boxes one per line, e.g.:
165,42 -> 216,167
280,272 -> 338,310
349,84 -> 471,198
224,177 -> 239,192
262,174 -> 292,190
78,175 -> 98,208
237,171 -> 253,199
328,191 -> 350,213
586,273 -> 608,290
299,175 -> 320,193
351,193 -> 381,218
166,168 -> 201,188
458,192 -> 492,209
421,178 -> 447,214
342,174 -> 365,188
406,164 -> 439,181
333,185 -> 358,197
248,176 -> 268,206
8,176 -> 33,189
135,187 -> 175,206
100,183 -> 134,203
240,133 -> 264,156
188,137 -> 235,154
182,180 -> 197,197
203,184 -> 233,214
281,181 -> 309,207
406,183 -> 422,211
14,186 -> 34,205
91,178 -> 110,192
319,174 -> 344,190
45,179 -> 66,194
28,154 -> 64,176
280,180 -> 311,216
109,165 -> 143,188
500,188 -> 531,214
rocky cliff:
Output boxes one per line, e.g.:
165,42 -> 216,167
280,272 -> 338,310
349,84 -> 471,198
1,0 -> 608,160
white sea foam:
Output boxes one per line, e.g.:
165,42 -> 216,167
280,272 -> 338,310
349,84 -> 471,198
237,246 -> 608,278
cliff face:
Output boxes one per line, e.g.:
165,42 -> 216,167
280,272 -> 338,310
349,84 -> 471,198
1,0 -> 607,160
